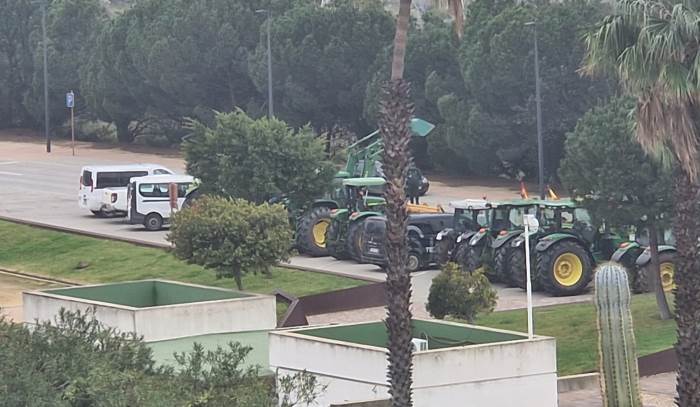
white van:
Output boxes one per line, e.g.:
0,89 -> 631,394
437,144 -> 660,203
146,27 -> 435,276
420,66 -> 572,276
127,174 -> 195,230
79,164 -> 173,216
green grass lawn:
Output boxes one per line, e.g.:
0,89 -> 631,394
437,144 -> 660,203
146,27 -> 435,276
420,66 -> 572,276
0,220 -> 366,298
474,294 -> 677,376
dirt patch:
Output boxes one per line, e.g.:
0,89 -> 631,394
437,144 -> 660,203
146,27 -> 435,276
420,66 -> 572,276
0,272 -> 65,322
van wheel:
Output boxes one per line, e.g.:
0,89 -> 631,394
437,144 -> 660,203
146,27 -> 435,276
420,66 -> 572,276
144,213 -> 163,231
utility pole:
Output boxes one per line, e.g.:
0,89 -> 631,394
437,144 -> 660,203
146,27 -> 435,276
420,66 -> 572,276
41,0 -> 51,153
526,21 -> 544,199
256,9 -> 274,118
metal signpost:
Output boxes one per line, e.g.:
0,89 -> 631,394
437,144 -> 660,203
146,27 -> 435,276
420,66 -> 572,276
66,91 -> 75,156
523,214 -> 539,339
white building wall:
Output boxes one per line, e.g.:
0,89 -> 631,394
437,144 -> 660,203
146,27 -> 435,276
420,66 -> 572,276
22,292 -> 136,333
134,295 -> 276,341
270,330 -> 558,407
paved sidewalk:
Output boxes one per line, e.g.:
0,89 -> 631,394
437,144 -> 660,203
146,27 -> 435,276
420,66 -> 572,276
559,373 -> 676,407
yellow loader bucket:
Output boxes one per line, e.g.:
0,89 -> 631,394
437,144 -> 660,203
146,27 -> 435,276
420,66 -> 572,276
407,203 -> 444,214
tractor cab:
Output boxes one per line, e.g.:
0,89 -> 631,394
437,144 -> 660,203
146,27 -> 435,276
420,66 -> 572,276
433,199 -> 491,266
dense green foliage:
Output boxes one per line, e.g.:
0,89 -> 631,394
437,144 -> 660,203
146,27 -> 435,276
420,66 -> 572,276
249,0 -> 394,134
427,263 -> 496,321
429,0 -> 613,177
559,98 -> 673,227
168,196 -> 293,289
183,111 -> 336,209
0,309 -> 323,406
1,0 -> 617,178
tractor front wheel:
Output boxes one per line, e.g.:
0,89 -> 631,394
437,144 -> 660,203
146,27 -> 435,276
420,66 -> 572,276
537,241 -> 593,296
296,207 -> 332,257
509,247 -> 541,291
494,247 -> 515,286
347,220 -> 366,262
435,238 -> 453,268
326,221 -> 350,260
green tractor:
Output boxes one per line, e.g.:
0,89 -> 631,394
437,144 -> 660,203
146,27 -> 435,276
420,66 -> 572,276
325,177 -> 387,260
294,118 -> 434,257
434,199 -> 491,267
506,201 -> 624,296
610,227 -> 677,294
459,200 -> 542,284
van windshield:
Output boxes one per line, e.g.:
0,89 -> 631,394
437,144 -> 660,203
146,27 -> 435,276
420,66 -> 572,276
96,171 -> 148,189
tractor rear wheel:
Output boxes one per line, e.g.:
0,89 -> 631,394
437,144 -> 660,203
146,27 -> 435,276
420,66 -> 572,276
295,207 -> 332,257
326,221 -> 350,260
509,247 -> 541,291
347,219 -> 366,262
494,247 -> 515,286
638,252 -> 676,293
536,240 -> 593,296
435,238 -> 453,268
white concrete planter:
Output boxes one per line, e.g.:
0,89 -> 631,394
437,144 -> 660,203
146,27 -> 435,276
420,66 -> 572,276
270,319 -> 558,407
23,279 -> 276,342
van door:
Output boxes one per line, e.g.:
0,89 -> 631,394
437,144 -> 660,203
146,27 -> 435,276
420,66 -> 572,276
79,170 -> 94,209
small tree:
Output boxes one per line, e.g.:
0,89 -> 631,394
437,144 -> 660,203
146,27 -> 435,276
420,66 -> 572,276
427,262 -> 497,321
168,196 -> 292,290
183,110 -> 336,210
559,98 -> 673,319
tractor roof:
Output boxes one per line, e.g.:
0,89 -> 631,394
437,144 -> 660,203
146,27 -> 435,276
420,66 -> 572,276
342,177 -> 386,187
536,198 -> 577,208
448,199 -> 491,210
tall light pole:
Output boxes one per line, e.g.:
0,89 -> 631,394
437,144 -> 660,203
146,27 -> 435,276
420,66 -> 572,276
41,0 -> 51,153
525,21 -> 544,199
256,9 -> 274,118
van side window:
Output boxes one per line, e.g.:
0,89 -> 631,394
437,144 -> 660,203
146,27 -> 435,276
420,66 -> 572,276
153,168 -> 172,175
97,171 -> 148,189
82,171 -> 93,186
139,184 -> 158,197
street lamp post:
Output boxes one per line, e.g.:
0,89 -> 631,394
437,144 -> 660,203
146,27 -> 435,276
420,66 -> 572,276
41,0 -> 51,153
256,9 -> 274,118
525,21 -> 544,199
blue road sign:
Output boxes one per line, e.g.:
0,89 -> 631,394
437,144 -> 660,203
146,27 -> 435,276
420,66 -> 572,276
66,91 -> 74,108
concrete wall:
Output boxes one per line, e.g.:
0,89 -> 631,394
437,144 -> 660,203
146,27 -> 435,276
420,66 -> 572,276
23,291 -> 137,333
270,324 -> 557,407
134,295 -> 276,341
24,289 -> 276,342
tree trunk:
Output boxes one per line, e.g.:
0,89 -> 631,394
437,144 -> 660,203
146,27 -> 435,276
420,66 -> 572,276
380,79 -> 414,407
115,119 -> 133,144
647,223 -> 672,321
448,0 -> 464,40
390,0 -> 412,81
233,265 -> 244,291
672,171 -> 700,406
384,1 -> 414,405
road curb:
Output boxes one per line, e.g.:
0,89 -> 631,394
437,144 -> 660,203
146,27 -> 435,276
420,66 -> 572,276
0,267 -> 81,286
0,215 -> 170,249
282,261 -> 383,283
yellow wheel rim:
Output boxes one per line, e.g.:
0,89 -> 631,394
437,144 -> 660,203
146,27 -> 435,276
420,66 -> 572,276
312,220 -> 330,248
553,253 -> 583,287
660,262 -> 676,292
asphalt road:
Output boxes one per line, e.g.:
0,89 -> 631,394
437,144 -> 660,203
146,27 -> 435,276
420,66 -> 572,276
0,138 -> 592,312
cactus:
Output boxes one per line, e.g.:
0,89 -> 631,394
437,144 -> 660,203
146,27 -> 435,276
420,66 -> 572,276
594,262 -> 642,407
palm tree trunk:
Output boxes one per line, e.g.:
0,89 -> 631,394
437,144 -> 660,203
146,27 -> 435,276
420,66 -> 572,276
380,79 -> 414,407
672,171 -> 700,406
647,223 -> 672,320
383,1 -> 414,405
390,0 -> 412,81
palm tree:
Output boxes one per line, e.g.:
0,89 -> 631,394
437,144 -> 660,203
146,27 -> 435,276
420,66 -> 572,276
583,1 -> 700,404
380,0 -> 415,405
